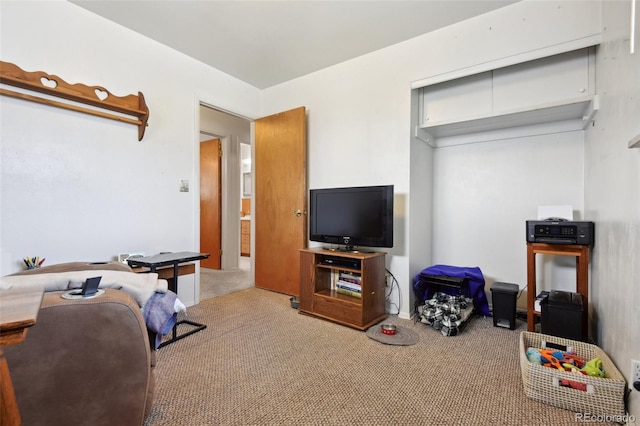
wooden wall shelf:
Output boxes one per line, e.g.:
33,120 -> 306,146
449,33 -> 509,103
0,61 -> 149,141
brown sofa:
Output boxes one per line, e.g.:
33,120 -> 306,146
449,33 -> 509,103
3,283 -> 156,425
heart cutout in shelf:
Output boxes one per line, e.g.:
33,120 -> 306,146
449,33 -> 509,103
40,76 -> 58,89
94,88 -> 108,101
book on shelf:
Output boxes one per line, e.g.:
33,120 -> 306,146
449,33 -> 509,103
332,270 -> 362,292
335,271 -> 362,298
336,286 -> 362,298
338,271 -> 361,284
336,280 -> 361,292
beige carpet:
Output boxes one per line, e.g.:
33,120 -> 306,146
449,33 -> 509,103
144,288 -> 616,426
199,257 -> 252,300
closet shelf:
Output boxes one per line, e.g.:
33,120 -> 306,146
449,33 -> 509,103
0,61 -> 149,141
420,95 -> 598,140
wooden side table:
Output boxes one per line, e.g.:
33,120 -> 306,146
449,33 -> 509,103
0,289 -> 44,426
526,243 -> 589,338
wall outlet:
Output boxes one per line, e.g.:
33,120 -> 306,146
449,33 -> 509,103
630,359 -> 640,391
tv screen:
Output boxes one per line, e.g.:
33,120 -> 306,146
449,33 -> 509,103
309,185 -> 393,251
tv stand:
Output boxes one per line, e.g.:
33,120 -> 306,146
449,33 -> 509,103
299,248 -> 386,330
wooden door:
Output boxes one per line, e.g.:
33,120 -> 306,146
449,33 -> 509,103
255,107 -> 307,296
200,138 -> 222,269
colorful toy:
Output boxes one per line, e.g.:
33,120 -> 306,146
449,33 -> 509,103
526,347 -> 543,365
526,346 -> 604,377
581,357 -> 605,377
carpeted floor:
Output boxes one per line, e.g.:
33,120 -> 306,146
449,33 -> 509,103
143,287 -> 617,425
199,257 -> 252,300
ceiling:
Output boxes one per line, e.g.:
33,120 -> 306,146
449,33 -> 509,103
71,1 -> 518,89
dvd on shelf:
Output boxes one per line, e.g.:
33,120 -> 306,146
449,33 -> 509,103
339,271 -> 361,284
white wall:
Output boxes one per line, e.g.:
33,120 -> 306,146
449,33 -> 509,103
261,0 -> 602,319
432,132 -> 585,292
587,0 -> 640,416
0,1 -> 261,305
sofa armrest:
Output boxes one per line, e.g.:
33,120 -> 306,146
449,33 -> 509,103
4,289 -> 152,426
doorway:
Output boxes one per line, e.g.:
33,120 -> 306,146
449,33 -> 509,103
197,104 -> 307,300
199,104 -> 252,300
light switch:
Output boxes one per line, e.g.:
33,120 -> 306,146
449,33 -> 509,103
180,179 -> 189,192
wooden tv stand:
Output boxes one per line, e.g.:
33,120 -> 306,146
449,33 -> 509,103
298,248 -> 386,330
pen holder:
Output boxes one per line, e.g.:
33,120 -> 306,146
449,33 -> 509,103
24,256 -> 45,269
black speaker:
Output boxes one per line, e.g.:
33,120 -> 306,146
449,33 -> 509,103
541,291 -> 584,341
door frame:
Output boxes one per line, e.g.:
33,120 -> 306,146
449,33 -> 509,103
194,98 -> 256,303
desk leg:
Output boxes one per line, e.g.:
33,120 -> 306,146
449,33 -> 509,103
526,245 -> 536,332
157,262 -> 207,348
0,348 -> 21,426
169,263 -> 179,342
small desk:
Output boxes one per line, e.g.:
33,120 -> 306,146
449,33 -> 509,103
128,251 -> 209,348
0,289 -> 44,426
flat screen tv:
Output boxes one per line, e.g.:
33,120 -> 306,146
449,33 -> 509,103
309,185 -> 394,251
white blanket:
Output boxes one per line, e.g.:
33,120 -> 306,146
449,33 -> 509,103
0,270 -> 168,308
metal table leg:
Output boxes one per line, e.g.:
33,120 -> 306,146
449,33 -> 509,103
154,262 -> 207,348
